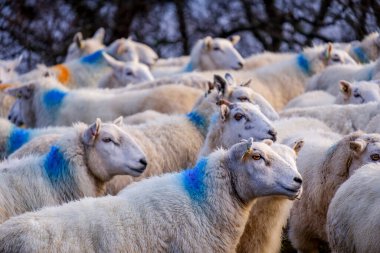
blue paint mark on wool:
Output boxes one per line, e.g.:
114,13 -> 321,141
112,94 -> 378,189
80,50 -> 104,65
182,158 -> 208,202
7,127 -> 30,154
43,89 -> 67,110
296,53 -> 312,76
186,111 -> 208,134
352,47 -> 369,64
44,146 -> 70,184
183,61 -> 195,72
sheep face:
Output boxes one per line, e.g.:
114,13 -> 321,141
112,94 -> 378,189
228,139 -> 302,202
82,118 -> 147,181
337,80 -> 380,104
65,28 -> 105,62
325,49 -> 357,66
217,101 -> 277,146
105,38 -> 139,63
6,83 -> 35,127
349,133 -> 380,175
200,36 -> 244,70
103,53 -> 154,87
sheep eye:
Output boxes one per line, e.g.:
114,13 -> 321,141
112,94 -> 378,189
332,55 -> 340,62
252,154 -> 261,160
6,68 -> 11,73
126,71 -> 133,76
213,47 -> 221,51
371,154 -> 380,161
238,97 -> 249,102
102,137 -> 112,143
353,93 -> 360,98
234,113 -> 244,121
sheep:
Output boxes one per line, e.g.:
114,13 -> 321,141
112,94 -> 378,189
97,52 -> 154,89
236,140 -> 304,253
280,102 -> 380,135
287,131 -> 380,253
151,35 -> 244,77
64,28 -> 105,62
285,80 -> 380,109
0,118 -> 147,224
6,75 -> 202,127
0,139 -> 303,253
327,163 -> 380,253
0,55 -> 22,84
347,32 -> 380,63
306,57 -> 380,95
243,51 -> 295,70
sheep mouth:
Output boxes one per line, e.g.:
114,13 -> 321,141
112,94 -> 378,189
129,166 -> 146,175
280,185 -> 302,199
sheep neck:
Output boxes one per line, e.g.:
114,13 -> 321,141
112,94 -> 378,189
352,46 -> 370,64
43,145 -> 84,203
296,53 -> 312,76
80,50 -> 107,66
186,110 -> 210,137
6,127 -> 31,156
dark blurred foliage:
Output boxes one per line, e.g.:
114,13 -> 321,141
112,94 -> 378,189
0,0 -> 379,71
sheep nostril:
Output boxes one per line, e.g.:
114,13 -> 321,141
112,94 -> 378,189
139,158 -> 147,167
7,115 -> 11,120
294,177 -> 303,184
238,62 -> 243,68
268,129 -> 277,142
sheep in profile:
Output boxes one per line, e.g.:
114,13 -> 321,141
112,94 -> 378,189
288,131 -> 380,253
98,53 -> 154,88
64,28 -> 105,62
152,36 -> 244,77
327,163 -> 380,253
0,55 -> 22,85
0,139 -> 302,253
306,57 -> 380,95
285,80 -> 380,109
0,118 -> 147,224
6,76 -> 202,127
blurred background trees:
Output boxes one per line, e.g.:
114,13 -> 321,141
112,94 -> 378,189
0,0 -> 379,71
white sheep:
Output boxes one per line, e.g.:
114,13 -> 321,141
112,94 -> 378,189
6,76 -> 202,127
347,32 -> 380,63
327,163 -> 380,253
285,79 -> 380,109
287,131 -> 380,252
64,28 -> 106,62
0,118 -> 147,224
151,36 -> 244,77
306,57 -> 380,95
97,52 -> 154,88
0,139 -> 302,253
281,102 -> 380,135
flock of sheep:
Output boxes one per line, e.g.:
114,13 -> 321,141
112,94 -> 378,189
0,27 -> 380,252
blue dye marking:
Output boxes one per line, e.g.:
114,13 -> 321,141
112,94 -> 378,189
43,89 -> 67,111
352,47 -> 369,64
182,158 -> 208,202
7,127 -> 30,154
43,146 -> 70,184
80,50 -> 104,65
183,61 -> 195,72
296,53 -> 311,76
186,111 -> 208,134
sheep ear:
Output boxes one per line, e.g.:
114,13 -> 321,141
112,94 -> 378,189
0,83 -> 15,91
292,139 -> 304,156
225,73 -> 236,86
323,43 -> 333,60
213,75 -> 227,96
241,79 -> 252,87
74,32 -> 84,49
82,118 -> 102,145
220,104 -> 230,122
113,116 -> 124,126
263,139 -> 273,146
229,35 -> 240,45
102,52 -> 123,71
11,54 -> 23,69
93,27 -> 105,42
339,80 -> 352,99
204,36 -> 213,51
349,139 -> 367,155
5,83 -> 35,99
